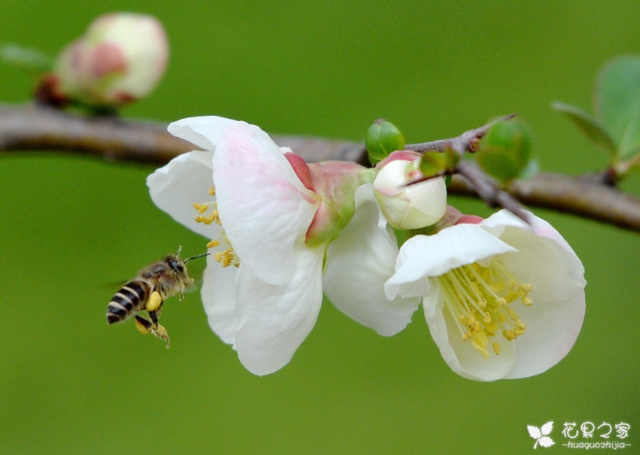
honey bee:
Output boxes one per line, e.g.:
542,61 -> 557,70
106,247 -> 208,348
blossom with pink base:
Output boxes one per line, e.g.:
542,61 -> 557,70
147,116 -> 417,375
52,13 -> 168,107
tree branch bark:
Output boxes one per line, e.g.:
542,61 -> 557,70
2,103 -> 639,232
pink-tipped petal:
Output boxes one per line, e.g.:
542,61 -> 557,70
213,122 -> 320,285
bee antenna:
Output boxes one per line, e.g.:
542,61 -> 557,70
176,245 -> 183,257
184,252 -> 210,264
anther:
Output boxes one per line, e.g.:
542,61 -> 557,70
193,202 -> 208,214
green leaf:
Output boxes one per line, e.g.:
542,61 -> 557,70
0,43 -> 53,75
517,157 -> 539,180
552,101 -> 616,155
595,55 -> 640,160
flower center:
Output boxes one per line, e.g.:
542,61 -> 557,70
437,260 -> 533,359
193,187 -> 240,268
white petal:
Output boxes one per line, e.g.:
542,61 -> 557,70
481,209 -> 576,254
201,255 -> 239,346
168,116 -> 238,150
405,176 -> 447,219
213,121 -> 319,285
147,151 -> 222,239
494,224 -> 586,302
324,184 -> 420,336
505,285 -> 585,378
491,222 -> 586,378
385,224 -> 516,300
423,281 -> 516,381
234,246 -> 324,375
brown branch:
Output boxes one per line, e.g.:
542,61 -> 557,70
1,103 -> 640,232
405,114 -> 516,154
0,103 -> 365,164
449,172 -> 640,232
454,160 -> 530,224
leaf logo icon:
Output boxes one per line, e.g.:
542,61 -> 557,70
528,421 -> 555,449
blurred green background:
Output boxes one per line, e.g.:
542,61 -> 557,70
1,1 -> 639,454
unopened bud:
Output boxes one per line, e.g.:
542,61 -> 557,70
52,13 -> 168,108
365,121 -> 406,164
476,118 -> 533,184
373,151 -> 447,230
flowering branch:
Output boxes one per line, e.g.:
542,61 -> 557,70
1,103 -> 640,232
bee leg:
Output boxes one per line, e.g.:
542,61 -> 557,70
148,308 -> 170,349
152,324 -> 170,349
149,308 -> 160,329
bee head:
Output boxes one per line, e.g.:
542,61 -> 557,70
167,256 -> 185,275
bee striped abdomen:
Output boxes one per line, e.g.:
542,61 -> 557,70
107,280 -> 151,324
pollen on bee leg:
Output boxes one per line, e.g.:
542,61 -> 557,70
135,319 -> 150,334
147,291 -> 163,312
135,318 -> 151,335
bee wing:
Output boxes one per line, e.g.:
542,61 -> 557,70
183,283 -> 199,294
103,279 -> 128,289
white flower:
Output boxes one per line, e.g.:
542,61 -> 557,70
385,210 -> 586,381
53,13 -> 168,106
373,151 -> 447,230
148,116 -> 409,375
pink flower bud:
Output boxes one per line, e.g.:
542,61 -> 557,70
53,13 -> 168,107
373,151 -> 447,230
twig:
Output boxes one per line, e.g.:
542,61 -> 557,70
405,114 -> 516,154
454,161 -> 530,223
1,103 -> 640,231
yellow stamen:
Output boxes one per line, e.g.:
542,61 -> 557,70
437,258 -> 534,359
191,186 -> 241,269
193,202 -> 208,214
195,209 -> 220,225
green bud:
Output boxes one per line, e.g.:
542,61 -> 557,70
477,118 -> 533,184
418,148 -> 460,178
366,121 -> 406,164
